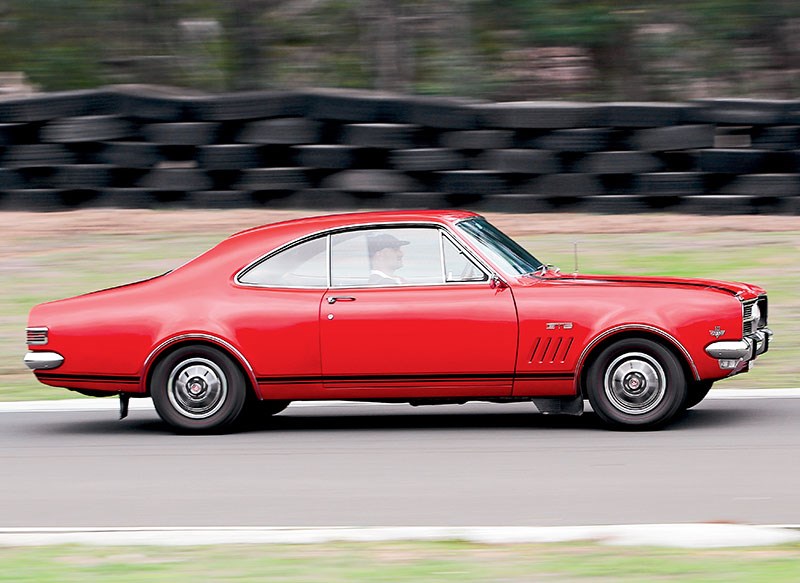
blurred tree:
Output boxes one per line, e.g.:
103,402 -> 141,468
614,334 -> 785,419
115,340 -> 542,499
475,0 -> 651,99
1,0 -> 800,99
678,0 -> 800,96
0,0 -> 108,89
221,0 -> 272,90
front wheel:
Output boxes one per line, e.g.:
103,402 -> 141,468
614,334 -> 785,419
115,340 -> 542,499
586,338 -> 687,430
151,345 -> 247,433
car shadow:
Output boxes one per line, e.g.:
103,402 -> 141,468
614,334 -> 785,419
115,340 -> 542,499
41,400 -> 751,436
43,408 -> 599,435
244,410 -> 606,433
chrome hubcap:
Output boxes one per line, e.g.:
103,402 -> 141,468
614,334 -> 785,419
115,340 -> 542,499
167,358 -> 227,419
604,352 -> 666,415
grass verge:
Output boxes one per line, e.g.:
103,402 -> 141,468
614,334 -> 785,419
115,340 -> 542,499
1,541 -> 800,582
2,210 -> 798,400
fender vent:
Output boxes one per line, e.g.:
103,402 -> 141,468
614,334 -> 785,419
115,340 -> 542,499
529,336 -> 574,364
26,327 -> 49,345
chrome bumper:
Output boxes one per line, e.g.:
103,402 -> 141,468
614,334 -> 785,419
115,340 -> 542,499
705,327 -> 773,360
24,351 -> 64,370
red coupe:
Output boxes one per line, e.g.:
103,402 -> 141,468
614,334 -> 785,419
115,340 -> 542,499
25,210 -> 772,432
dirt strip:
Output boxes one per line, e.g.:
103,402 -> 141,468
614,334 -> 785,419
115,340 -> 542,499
0,208 -> 799,241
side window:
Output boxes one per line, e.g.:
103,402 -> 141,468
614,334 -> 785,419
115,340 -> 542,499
443,236 -> 488,282
239,236 -> 327,287
331,228 -> 442,287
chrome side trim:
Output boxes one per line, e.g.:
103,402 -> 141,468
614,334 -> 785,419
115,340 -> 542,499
574,325 -> 701,387
706,339 -> 752,360
24,351 -> 64,370
142,334 -> 257,392
439,230 -> 447,282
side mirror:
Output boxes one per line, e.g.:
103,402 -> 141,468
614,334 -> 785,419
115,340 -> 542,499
489,275 -> 508,290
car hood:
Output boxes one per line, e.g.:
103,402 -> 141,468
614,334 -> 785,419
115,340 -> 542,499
519,272 -> 765,299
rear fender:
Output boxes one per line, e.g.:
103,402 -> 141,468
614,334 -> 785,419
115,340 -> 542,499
142,334 -> 259,396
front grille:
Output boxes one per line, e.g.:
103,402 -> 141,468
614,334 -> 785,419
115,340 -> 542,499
26,327 -> 48,345
742,300 -> 754,335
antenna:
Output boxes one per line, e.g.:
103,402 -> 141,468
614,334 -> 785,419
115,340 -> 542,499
573,241 -> 579,274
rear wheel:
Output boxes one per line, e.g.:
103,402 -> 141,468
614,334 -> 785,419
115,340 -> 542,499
151,345 -> 247,433
586,338 -> 687,430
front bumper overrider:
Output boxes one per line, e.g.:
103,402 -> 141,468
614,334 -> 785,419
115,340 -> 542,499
705,327 -> 772,362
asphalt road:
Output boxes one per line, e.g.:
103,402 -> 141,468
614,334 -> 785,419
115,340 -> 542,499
1,397 -> 798,528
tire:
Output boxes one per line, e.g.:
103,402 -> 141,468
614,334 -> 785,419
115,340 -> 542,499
150,345 -> 247,433
684,380 -> 713,410
586,338 -> 687,430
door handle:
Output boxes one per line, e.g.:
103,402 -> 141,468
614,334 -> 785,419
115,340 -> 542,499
327,296 -> 356,304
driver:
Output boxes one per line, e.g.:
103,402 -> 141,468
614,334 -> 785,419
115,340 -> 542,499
367,233 -> 409,285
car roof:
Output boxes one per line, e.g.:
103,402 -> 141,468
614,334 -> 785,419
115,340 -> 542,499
229,209 -> 481,241
173,210 -> 483,278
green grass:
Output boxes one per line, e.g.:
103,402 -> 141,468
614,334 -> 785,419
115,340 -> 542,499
3,217 -> 798,400
517,231 -> 799,390
1,230 -> 222,400
0,542 -> 799,582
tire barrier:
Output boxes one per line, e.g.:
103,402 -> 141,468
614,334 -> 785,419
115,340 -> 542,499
143,122 -> 219,146
529,128 -> 615,152
2,144 -> 76,168
52,164 -> 113,190
293,145 -> 356,169
478,149 -> 561,174
390,148 -> 467,172
573,152 -> 663,174
0,87 -> 798,213
41,115 -> 132,143
440,130 -> 514,151
238,168 -> 310,191
238,118 -> 322,145
341,123 -> 418,149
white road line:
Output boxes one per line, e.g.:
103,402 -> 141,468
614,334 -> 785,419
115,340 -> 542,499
0,524 -> 797,548
1,388 -> 799,413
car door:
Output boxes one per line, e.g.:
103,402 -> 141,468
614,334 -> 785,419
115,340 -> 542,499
319,226 -> 518,398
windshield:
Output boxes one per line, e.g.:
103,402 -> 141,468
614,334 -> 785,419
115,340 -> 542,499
457,218 -> 543,276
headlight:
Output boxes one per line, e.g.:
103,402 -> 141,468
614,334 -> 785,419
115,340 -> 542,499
749,303 -> 761,325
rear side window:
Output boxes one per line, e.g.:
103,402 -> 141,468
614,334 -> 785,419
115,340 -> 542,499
239,236 -> 327,287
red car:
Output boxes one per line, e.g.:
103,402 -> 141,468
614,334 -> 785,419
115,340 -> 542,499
25,210 -> 771,432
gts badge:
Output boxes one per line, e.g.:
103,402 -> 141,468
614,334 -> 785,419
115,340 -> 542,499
710,326 -> 725,338
546,322 -> 574,330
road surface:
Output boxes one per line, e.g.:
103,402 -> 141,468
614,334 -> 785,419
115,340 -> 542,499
1,397 -> 797,528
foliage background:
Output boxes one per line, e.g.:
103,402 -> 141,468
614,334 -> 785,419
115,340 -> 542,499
2,1 -> 800,100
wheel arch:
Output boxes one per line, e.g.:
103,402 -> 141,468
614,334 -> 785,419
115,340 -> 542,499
575,326 -> 699,398
142,334 -> 259,399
